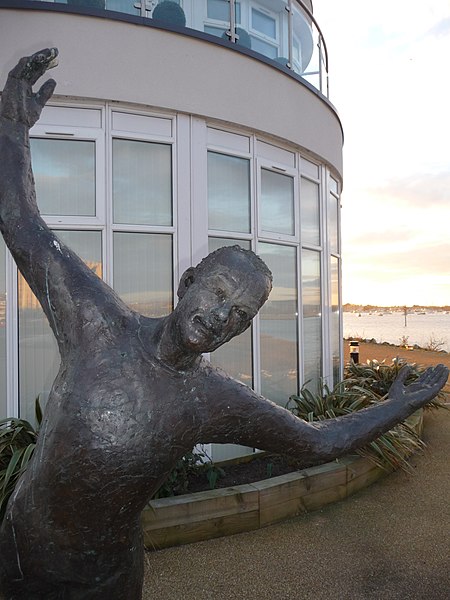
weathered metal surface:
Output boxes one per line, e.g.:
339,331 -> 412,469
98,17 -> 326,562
0,49 -> 447,599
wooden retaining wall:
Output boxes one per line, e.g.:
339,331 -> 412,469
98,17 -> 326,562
142,411 -> 423,551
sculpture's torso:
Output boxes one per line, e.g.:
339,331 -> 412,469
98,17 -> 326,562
1,309 -> 212,594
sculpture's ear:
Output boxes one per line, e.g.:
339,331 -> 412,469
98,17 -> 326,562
177,267 -> 196,299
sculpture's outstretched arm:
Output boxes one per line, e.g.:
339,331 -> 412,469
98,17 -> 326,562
200,364 -> 448,468
0,49 -> 127,352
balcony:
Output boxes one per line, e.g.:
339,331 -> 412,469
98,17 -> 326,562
5,0 -> 329,97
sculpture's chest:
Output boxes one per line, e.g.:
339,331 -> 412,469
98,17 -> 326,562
64,350 -> 204,461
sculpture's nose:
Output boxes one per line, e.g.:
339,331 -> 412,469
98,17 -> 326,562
212,305 -> 231,325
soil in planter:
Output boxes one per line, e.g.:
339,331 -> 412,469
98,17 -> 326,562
186,454 -> 305,494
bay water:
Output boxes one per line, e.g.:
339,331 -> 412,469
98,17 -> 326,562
343,311 -> 450,353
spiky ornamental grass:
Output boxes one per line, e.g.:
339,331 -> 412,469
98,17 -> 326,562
0,399 -> 42,521
287,358 -> 448,474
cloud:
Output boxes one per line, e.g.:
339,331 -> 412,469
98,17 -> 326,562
365,172 -> 450,208
427,17 -> 450,38
347,241 -> 450,277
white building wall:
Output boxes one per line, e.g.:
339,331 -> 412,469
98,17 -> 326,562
0,9 -> 343,177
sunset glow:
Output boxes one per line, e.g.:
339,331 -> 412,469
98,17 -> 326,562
315,0 -> 450,306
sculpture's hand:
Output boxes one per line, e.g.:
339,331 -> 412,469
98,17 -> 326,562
0,48 -> 58,128
388,364 -> 448,409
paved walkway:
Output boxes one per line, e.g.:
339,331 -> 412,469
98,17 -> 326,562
143,409 -> 450,599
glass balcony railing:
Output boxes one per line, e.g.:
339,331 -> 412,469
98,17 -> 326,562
16,0 -> 329,97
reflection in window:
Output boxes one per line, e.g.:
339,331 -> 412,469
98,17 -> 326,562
301,177 -> 320,246
208,152 -> 251,233
302,249 -> 322,391
113,139 -> 172,226
261,169 -> 294,235
31,138 -> 96,217
113,232 -> 172,318
292,4 -> 315,73
106,0 -> 140,16
18,231 -> 102,424
0,240 -> 5,420
329,193 -> 339,254
207,0 -> 240,23
208,237 -> 253,386
259,243 -> 298,405
331,256 -> 340,385
250,37 -> 277,59
251,8 -> 276,39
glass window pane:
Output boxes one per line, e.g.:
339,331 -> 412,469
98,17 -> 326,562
208,152 -> 251,233
292,4 -> 315,73
0,240 -> 5,420
208,237 -> 253,386
330,177 -> 338,194
204,25 -> 226,37
331,256 -> 341,385
252,8 -> 276,39
113,232 -> 172,318
106,0 -> 140,15
302,249 -> 322,391
329,194 -> 339,254
30,138 -> 96,216
259,243 -> 298,405
250,37 -> 278,59
18,231 -> 102,424
207,0 -> 240,23
301,177 -> 320,246
261,169 -> 295,235
113,139 -> 172,226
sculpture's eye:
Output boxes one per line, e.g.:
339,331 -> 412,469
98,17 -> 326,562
235,308 -> 248,320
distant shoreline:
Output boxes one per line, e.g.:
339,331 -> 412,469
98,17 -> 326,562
344,336 -> 449,355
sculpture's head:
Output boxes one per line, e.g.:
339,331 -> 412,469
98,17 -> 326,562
174,246 -> 272,354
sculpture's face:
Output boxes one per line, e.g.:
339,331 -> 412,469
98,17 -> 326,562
175,258 -> 270,354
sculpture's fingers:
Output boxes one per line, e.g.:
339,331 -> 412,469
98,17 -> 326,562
429,364 -> 449,389
36,79 -> 57,108
392,365 -> 411,387
407,364 -> 448,396
26,48 -> 59,85
9,48 -> 58,84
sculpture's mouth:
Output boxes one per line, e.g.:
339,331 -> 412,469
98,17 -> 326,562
192,314 -> 227,340
193,314 -> 213,334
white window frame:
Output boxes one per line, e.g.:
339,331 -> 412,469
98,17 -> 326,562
256,157 -> 299,243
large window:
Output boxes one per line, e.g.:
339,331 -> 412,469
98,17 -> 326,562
12,106 -> 176,422
18,230 -> 103,422
208,152 -> 250,233
0,106 -> 342,459
329,176 -> 341,385
31,138 -> 96,217
302,249 -> 322,391
112,139 -> 172,226
259,243 -> 298,405
260,169 -> 295,236
113,232 -> 173,317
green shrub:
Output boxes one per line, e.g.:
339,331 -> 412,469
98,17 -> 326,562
345,358 -> 447,408
0,399 -> 42,521
152,1 -> 186,27
152,448 -> 224,499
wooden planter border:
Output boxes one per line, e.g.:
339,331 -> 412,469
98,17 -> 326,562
142,411 -> 423,550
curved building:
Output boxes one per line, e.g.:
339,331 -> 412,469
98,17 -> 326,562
0,0 -> 343,461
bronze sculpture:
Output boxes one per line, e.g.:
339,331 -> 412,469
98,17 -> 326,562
0,49 -> 447,599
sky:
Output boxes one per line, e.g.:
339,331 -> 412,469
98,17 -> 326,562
313,0 -> 450,307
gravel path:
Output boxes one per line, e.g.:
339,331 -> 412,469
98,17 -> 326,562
143,409 -> 450,600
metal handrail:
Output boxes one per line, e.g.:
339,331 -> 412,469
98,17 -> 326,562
0,0 -> 330,97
